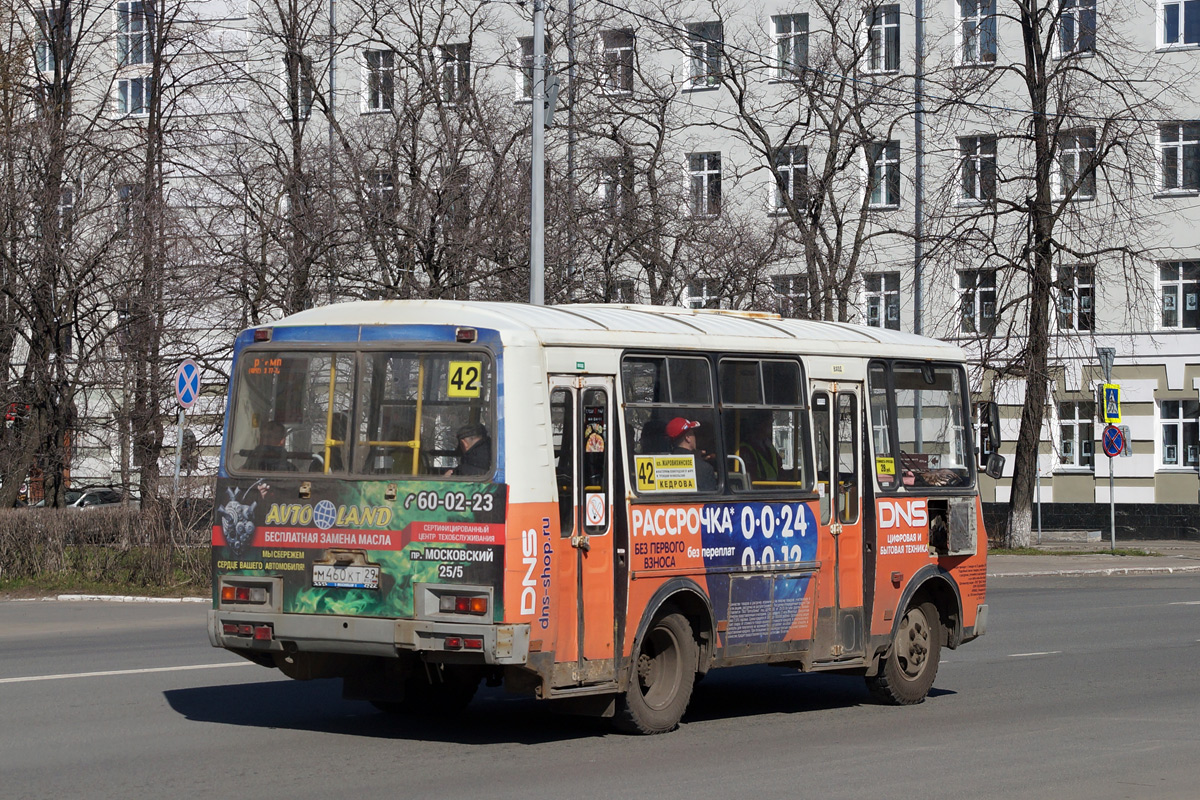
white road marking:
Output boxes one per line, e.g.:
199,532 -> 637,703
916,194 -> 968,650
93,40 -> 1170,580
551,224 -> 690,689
1009,651 -> 1062,658
0,661 -> 252,685
1167,601 -> 1200,605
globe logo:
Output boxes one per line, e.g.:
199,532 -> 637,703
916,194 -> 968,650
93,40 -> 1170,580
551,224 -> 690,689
312,499 -> 338,530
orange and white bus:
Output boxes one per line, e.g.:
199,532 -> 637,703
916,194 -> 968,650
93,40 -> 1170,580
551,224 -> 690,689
209,301 -> 999,733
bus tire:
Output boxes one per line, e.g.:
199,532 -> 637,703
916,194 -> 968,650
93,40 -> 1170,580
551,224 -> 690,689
866,601 -> 941,705
615,612 -> 697,734
372,665 -> 479,716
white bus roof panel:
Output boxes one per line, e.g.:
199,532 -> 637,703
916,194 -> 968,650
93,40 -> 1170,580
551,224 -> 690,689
267,301 -> 965,360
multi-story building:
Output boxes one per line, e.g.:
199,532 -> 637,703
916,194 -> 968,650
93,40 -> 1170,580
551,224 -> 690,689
6,0 -> 1200,531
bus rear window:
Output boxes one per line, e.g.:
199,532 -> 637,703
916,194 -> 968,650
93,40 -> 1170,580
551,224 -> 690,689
228,351 -> 355,475
226,349 -> 494,478
356,352 -> 494,477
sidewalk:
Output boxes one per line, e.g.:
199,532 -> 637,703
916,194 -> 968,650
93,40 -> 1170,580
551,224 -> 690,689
988,539 -> 1200,578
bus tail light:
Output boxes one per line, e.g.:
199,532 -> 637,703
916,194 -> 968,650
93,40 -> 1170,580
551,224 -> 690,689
253,328 -> 272,342
439,593 -> 488,616
464,638 -> 483,650
455,327 -> 477,343
221,622 -> 273,640
445,637 -> 463,650
221,583 -> 269,604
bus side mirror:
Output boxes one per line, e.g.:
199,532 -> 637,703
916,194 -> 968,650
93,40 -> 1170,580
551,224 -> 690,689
984,452 -> 1005,480
986,401 -> 1001,453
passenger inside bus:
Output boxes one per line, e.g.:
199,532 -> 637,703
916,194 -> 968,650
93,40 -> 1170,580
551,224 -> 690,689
667,417 -> 717,491
736,411 -> 781,484
246,420 -> 296,471
445,423 -> 492,476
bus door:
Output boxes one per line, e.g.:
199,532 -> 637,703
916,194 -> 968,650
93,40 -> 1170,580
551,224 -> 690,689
549,376 -> 616,686
811,383 -> 866,661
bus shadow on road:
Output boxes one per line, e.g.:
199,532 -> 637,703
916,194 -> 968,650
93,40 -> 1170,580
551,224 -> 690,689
683,665 -> 956,724
164,666 -> 956,743
163,678 -> 609,744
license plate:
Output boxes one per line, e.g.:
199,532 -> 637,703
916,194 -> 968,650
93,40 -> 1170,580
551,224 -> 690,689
312,564 -> 380,590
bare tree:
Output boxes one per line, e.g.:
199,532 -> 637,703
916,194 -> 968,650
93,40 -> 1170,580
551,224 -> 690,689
920,0 -> 1193,545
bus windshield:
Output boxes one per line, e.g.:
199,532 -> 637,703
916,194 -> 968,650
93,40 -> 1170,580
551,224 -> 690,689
226,349 -> 494,477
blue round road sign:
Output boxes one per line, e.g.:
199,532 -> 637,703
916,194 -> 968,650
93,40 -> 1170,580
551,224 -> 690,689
174,359 -> 201,409
1102,424 -> 1124,458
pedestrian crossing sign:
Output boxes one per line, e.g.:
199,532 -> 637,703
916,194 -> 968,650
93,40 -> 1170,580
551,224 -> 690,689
1101,384 -> 1120,424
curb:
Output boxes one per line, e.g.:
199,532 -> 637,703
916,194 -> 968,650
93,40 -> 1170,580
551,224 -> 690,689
55,594 -> 209,604
989,564 -> 1200,578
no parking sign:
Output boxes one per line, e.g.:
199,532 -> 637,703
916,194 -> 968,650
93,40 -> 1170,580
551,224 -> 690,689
174,359 -> 201,409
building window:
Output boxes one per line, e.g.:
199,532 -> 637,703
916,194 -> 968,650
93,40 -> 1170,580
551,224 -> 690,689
36,6 -> 70,73
1160,399 -> 1200,468
1058,0 -> 1096,56
440,43 -> 471,104
865,272 -> 901,329
686,279 -> 723,309
958,0 -> 996,64
284,51 -> 314,119
365,170 -> 397,212
1058,401 -> 1095,469
598,157 -> 633,216
117,183 -> 143,237
867,5 -> 900,73
1056,264 -> 1094,331
772,146 -> 807,213
688,152 -> 721,217
59,181 -> 76,232
1160,122 -> 1200,193
601,29 -> 634,93
868,141 -> 900,207
612,278 -> 636,303
443,167 -> 471,232
1160,261 -> 1200,329
1055,128 -> 1096,199
117,2 -> 153,67
959,135 -> 997,202
773,274 -> 808,317
1161,0 -> 1200,47
959,269 -> 997,334
117,76 -> 151,116
518,37 -> 552,99
773,14 -> 809,78
687,22 -> 723,88
364,49 -> 394,111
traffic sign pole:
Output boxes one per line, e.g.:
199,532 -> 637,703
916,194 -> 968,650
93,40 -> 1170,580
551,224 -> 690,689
173,408 -> 185,504
172,360 -> 201,505
1109,452 -> 1115,552
1102,424 -> 1124,552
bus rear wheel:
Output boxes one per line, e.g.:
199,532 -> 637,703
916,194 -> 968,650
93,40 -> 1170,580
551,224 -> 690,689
866,601 -> 941,705
615,612 -> 697,734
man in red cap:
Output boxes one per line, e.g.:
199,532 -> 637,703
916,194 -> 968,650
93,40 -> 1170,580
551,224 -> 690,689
666,417 -> 717,491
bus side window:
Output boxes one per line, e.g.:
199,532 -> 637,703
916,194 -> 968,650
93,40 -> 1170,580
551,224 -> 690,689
812,392 -> 832,524
551,388 -> 575,538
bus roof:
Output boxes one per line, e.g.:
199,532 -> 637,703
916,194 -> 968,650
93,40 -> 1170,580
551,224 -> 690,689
264,300 -> 967,361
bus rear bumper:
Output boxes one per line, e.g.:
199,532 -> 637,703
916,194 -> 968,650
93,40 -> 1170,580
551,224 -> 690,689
208,608 -> 531,665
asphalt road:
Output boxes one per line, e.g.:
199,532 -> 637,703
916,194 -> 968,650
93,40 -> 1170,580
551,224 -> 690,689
2,574 -> 1199,800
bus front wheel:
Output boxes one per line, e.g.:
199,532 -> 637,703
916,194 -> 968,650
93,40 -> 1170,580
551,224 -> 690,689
615,612 -> 697,734
866,601 -> 941,705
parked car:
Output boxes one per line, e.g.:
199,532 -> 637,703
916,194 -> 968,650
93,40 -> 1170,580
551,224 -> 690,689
34,488 -> 128,508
